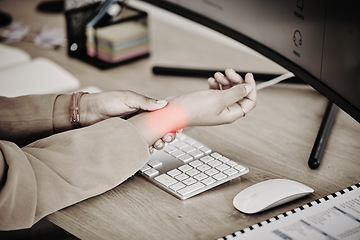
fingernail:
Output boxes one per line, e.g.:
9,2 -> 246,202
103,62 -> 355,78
216,72 -> 224,77
164,135 -> 172,142
154,141 -> 163,149
156,100 -> 168,107
227,68 -> 235,73
245,84 -> 253,94
247,72 -> 254,79
149,147 -> 154,154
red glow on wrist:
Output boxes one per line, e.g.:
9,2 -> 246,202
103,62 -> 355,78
146,104 -> 187,135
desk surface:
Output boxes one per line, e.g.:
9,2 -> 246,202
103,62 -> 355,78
1,1 -> 360,239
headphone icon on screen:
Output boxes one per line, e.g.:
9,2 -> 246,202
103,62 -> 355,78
293,30 -> 302,47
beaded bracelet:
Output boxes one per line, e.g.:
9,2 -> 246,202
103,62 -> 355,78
69,92 -> 88,126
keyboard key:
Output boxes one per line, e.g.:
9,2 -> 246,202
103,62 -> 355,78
185,138 -> 196,145
192,142 -> 203,149
208,159 -> 222,167
176,133 -> 186,140
174,142 -> 189,149
182,177 -> 197,186
205,168 -> 219,176
200,146 -> 211,154
164,145 -> 178,153
197,164 -> 211,172
189,160 -> 203,168
193,173 -> 208,181
235,165 -> 247,172
186,168 -> 200,177
189,149 -> 205,158
171,149 -> 186,158
175,173 -> 189,181
200,155 -> 214,163
139,164 -> 151,172
165,146 -> 178,154
178,154 -> 193,163
213,172 -> 227,181
178,164 -> 192,172
170,182 -> 186,191
216,164 -> 230,172
148,160 -> 162,168
226,160 -> 238,167
223,168 -> 238,176
182,145 -> 196,153
155,174 -> 178,187
219,156 -> 230,163
167,169 -> 181,177
177,182 -> 205,196
144,168 -> 159,177
201,177 -> 216,185
211,152 -> 222,159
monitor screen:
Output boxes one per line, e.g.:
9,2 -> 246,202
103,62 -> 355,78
142,0 -> 360,123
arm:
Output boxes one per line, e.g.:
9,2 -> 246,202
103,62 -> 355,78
0,91 -> 171,148
0,117 -> 150,230
0,94 -> 58,147
129,72 -> 256,145
0,70 -> 256,230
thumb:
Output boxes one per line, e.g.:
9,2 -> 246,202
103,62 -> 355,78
137,97 -> 168,111
222,83 -> 252,106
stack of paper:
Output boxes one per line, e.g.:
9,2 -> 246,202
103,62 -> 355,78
95,21 -> 149,63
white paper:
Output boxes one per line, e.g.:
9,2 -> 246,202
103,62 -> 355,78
233,186 -> 360,240
0,57 -> 80,97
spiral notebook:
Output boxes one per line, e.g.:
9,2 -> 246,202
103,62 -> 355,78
220,182 -> 360,240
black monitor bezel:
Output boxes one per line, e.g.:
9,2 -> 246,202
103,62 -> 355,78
143,0 -> 360,123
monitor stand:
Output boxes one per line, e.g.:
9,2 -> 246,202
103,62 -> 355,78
308,100 -> 338,169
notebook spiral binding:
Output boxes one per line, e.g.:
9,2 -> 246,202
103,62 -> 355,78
220,182 -> 360,240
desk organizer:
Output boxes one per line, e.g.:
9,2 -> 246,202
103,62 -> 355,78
65,0 -> 149,69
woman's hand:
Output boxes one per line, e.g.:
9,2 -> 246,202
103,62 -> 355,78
170,70 -> 256,127
128,70 -> 257,146
78,90 -> 179,153
79,90 -> 168,126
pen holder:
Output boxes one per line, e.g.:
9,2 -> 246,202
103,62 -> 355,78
64,0 -> 149,69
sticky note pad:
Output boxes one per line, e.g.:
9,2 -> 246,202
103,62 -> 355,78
95,21 -> 149,63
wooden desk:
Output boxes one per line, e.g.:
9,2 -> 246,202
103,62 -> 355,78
1,1 -> 360,239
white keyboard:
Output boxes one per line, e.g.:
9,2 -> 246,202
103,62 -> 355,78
138,133 -> 249,200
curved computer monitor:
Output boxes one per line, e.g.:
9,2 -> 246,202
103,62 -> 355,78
143,0 -> 360,123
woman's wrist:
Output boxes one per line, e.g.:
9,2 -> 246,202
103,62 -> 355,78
128,105 -> 187,146
70,92 -> 88,127
78,93 -> 90,127
53,93 -> 89,132
53,94 -> 72,133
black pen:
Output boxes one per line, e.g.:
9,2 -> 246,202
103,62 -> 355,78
152,66 -> 304,83
308,101 -> 338,169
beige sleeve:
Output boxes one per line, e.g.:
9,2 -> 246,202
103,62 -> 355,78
0,94 -> 58,147
0,118 -> 150,230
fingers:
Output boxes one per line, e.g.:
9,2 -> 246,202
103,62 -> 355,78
150,132 -> 177,153
222,83 -> 253,107
208,68 -> 243,90
208,77 -> 220,90
218,73 -> 257,123
241,73 -> 257,114
225,68 -> 243,84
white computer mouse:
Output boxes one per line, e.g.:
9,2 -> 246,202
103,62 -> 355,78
233,179 -> 314,214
